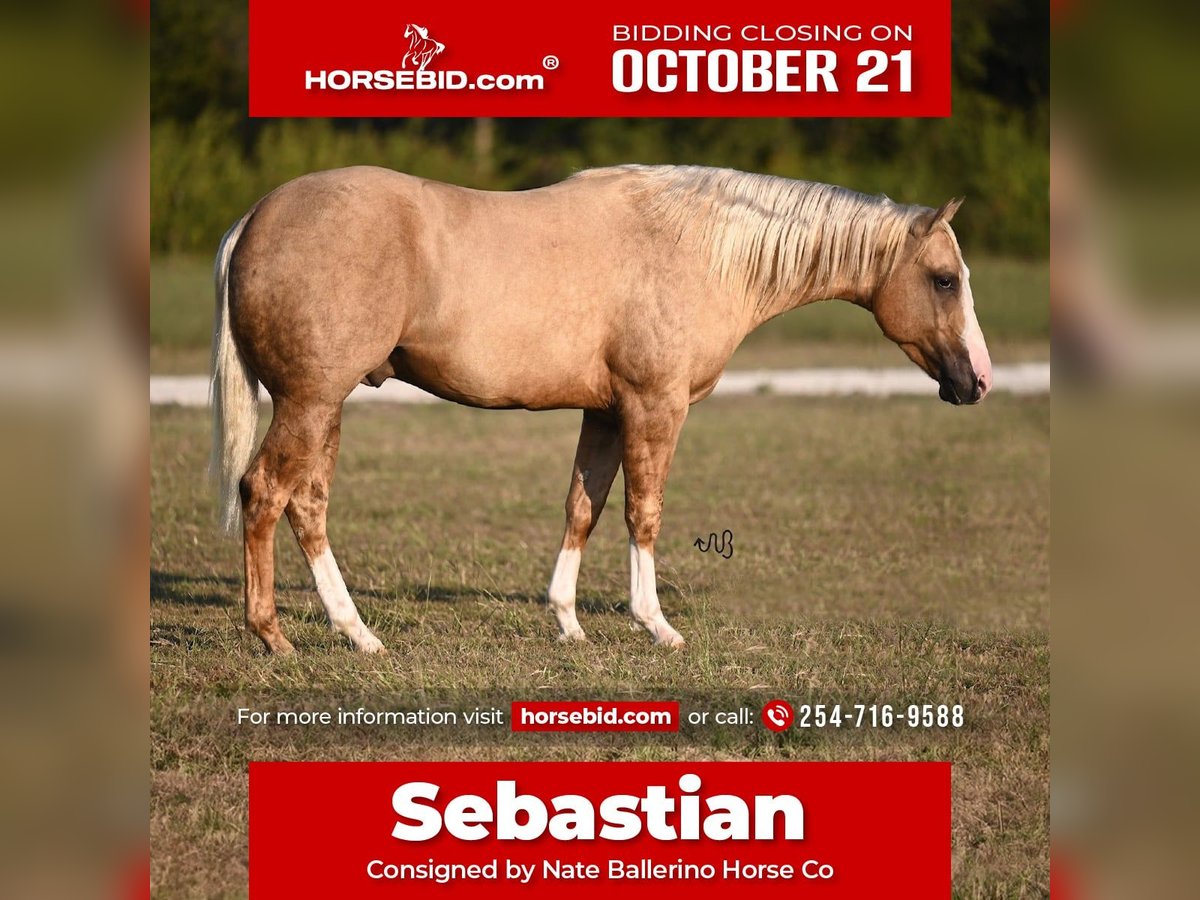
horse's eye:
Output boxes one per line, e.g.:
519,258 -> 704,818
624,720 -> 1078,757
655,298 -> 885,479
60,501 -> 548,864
934,275 -> 956,291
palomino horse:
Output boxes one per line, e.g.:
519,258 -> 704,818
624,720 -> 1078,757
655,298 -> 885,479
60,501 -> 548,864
211,165 -> 992,654
402,24 -> 445,72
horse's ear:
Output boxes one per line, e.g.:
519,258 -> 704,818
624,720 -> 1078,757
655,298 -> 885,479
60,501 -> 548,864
937,196 -> 965,224
913,197 -> 965,237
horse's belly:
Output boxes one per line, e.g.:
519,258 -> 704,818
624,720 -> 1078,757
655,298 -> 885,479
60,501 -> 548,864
389,345 -> 610,411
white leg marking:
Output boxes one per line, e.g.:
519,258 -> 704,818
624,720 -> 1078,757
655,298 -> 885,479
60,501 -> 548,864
547,547 -> 586,641
628,540 -> 684,647
311,548 -> 385,653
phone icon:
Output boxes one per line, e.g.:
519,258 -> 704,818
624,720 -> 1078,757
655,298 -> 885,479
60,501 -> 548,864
761,700 -> 794,732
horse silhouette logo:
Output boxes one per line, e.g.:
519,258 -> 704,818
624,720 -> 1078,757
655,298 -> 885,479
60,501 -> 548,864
403,23 -> 446,72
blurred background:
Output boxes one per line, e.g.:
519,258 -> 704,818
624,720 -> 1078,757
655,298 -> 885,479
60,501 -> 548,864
1053,1 -> 1200,898
0,4 -> 146,900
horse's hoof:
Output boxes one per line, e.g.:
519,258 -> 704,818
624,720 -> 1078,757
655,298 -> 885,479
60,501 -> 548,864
355,635 -> 387,654
336,621 -> 386,653
255,630 -> 295,655
558,629 -> 589,643
654,631 -> 686,649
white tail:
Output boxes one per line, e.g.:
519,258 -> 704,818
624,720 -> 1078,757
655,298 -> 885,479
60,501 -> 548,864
209,213 -> 260,535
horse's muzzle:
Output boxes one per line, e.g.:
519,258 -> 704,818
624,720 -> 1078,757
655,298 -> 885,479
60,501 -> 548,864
938,370 -> 990,405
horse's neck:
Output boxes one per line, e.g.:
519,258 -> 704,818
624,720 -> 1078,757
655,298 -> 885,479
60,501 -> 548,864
744,273 -> 872,335
696,194 -> 893,336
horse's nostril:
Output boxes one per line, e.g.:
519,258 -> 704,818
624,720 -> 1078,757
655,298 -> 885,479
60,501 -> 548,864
971,373 -> 990,403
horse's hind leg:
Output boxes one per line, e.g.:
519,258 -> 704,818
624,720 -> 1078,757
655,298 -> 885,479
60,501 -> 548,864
284,410 -> 384,653
239,398 -> 337,654
547,411 -> 622,641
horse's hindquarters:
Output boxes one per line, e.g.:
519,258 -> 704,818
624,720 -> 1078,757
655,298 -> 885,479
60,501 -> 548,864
227,171 -> 415,401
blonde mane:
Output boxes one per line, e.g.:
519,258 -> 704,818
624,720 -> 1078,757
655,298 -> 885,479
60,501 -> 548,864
586,165 -> 927,306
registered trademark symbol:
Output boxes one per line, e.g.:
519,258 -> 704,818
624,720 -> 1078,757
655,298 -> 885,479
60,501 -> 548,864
542,55 -> 559,70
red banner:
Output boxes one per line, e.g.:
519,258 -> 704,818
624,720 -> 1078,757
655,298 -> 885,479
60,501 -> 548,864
249,761 -> 950,898
249,0 -> 951,118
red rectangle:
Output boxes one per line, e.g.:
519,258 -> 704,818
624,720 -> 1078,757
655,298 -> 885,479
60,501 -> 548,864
250,0 -> 951,118
511,701 -> 679,732
249,761 -> 950,898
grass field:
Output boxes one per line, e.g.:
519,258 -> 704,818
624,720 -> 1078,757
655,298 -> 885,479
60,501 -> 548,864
151,393 -> 1049,898
150,254 -> 1051,373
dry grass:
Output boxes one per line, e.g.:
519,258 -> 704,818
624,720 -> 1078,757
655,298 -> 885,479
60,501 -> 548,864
151,395 -> 1048,898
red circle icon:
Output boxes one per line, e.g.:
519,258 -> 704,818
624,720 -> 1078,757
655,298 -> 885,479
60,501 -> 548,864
761,699 -> 794,732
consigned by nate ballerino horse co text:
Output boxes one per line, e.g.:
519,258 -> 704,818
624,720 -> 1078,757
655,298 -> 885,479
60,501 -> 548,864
366,773 -> 835,883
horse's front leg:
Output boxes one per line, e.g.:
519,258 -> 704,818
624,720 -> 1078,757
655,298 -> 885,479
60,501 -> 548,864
620,394 -> 689,648
547,411 -> 622,641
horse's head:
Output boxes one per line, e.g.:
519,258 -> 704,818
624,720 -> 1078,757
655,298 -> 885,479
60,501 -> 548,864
405,23 -> 427,39
872,199 -> 992,405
